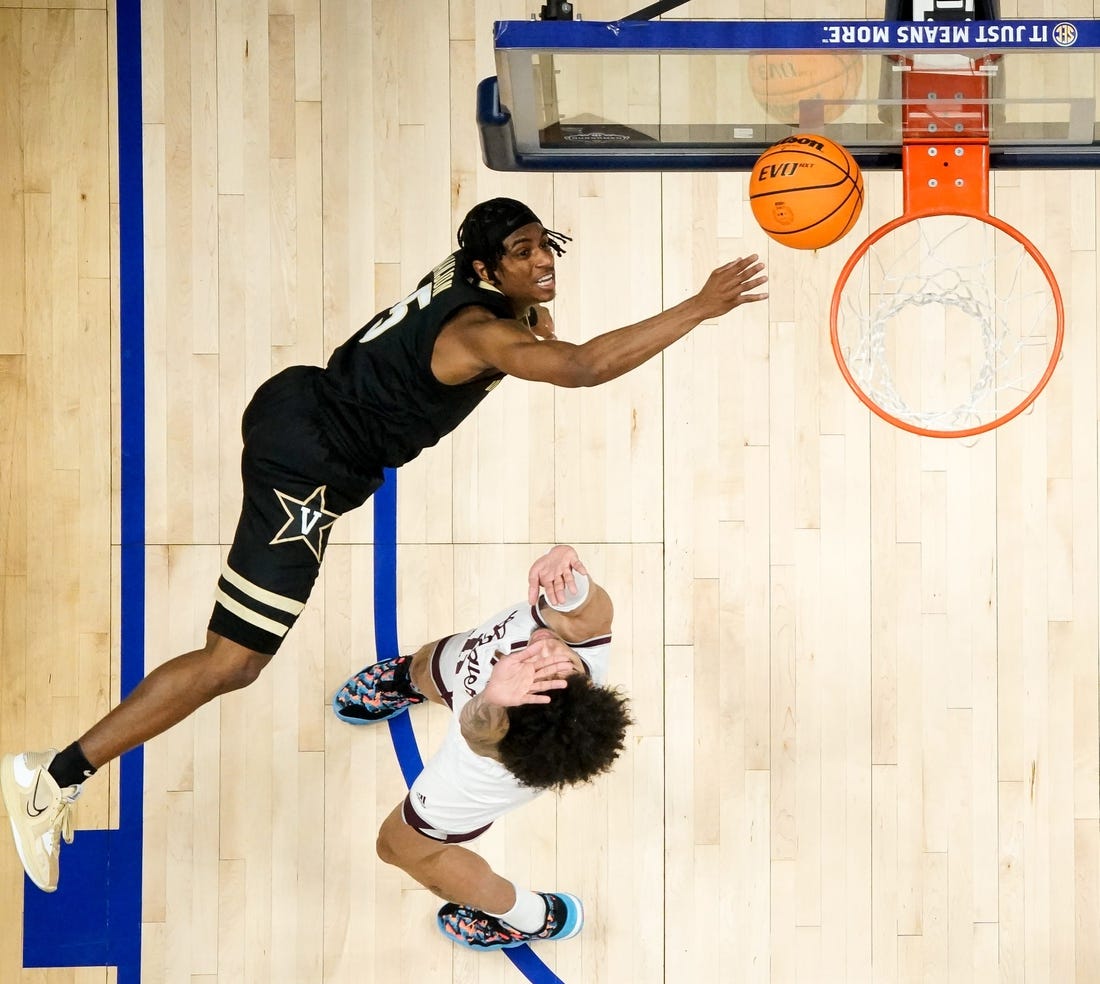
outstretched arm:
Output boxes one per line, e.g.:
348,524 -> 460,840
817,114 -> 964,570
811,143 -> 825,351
435,255 -> 768,387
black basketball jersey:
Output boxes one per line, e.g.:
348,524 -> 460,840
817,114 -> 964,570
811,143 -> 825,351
317,250 -> 513,469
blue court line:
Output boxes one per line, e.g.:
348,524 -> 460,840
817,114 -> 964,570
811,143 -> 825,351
21,2 -> 561,977
374,475 -> 564,983
22,0 -> 145,979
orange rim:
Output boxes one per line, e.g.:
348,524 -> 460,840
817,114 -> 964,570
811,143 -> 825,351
830,209 -> 1065,439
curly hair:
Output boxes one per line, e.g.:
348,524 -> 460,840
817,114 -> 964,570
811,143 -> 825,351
497,673 -> 632,791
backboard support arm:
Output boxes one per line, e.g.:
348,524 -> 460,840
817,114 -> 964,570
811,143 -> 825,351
622,0 -> 694,22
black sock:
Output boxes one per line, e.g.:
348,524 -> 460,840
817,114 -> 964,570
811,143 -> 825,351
392,655 -> 423,697
48,742 -> 98,788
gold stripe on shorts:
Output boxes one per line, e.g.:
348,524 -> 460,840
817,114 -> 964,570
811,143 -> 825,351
214,588 -> 291,638
220,562 -> 306,616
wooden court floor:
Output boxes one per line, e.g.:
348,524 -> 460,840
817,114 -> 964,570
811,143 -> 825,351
1,0 -> 1098,982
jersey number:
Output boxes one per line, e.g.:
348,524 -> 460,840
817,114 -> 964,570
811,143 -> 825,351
359,281 -> 433,344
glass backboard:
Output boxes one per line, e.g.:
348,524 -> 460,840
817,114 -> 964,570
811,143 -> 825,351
479,18 -> 1100,170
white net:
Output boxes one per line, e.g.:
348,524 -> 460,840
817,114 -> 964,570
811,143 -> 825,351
832,213 -> 1062,435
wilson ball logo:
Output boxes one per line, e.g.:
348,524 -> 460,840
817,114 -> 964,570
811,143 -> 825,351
774,135 -> 826,152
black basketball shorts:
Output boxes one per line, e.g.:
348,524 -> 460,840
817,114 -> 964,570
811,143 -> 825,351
208,365 -> 383,654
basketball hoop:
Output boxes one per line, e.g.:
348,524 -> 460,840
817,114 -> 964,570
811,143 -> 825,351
830,56 -> 1065,439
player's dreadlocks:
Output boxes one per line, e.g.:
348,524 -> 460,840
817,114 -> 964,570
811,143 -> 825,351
457,197 -> 571,283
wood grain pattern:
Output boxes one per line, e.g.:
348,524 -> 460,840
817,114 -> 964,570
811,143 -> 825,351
1,1 -> 1098,982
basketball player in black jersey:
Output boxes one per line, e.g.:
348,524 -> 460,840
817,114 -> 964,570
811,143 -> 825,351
2,197 -> 767,892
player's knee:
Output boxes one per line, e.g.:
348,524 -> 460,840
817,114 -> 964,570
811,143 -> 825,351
201,638 -> 271,695
376,815 -> 416,870
376,826 -> 398,866
217,653 -> 267,692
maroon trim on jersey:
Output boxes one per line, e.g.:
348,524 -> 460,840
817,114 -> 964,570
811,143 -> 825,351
574,633 -> 613,649
430,633 -> 462,710
401,794 -> 493,844
532,602 -> 612,679
533,601 -> 611,648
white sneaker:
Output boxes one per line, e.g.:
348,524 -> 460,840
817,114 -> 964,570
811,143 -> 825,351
1,750 -> 82,892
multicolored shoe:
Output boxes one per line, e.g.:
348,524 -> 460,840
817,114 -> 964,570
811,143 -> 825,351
0,750 -> 82,893
437,892 -> 584,951
331,654 -> 426,724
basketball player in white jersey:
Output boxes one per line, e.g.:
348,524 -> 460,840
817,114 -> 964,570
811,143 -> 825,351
332,544 -> 629,951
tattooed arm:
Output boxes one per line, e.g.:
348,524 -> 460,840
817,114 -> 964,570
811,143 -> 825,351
459,696 -> 511,760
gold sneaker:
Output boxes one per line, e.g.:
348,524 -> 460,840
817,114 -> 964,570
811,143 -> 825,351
1,750 -> 81,892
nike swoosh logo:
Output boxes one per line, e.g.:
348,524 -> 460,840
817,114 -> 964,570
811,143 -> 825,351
26,773 -> 49,817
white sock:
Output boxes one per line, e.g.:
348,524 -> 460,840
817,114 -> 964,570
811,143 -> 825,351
488,885 -> 547,933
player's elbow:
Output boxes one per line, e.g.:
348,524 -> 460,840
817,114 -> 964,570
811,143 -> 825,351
568,341 -> 642,387
556,369 -> 598,388
525,340 -> 617,388
576,366 -> 613,387
555,353 -> 613,388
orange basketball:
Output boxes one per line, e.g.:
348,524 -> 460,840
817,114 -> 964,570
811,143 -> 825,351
747,53 -> 863,124
748,134 -> 864,251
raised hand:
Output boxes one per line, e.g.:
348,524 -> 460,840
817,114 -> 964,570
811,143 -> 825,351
527,544 -> 588,606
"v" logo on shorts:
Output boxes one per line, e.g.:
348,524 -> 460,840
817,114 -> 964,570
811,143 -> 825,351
270,486 -> 340,562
